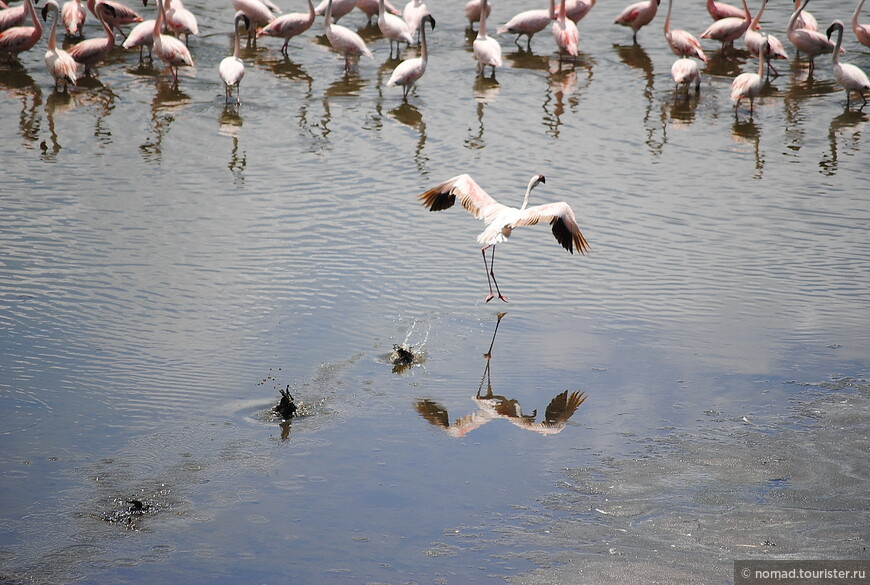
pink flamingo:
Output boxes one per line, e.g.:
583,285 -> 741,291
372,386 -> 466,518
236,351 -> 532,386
323,0 -> 372,72
219,12 -> 246,104
0,0 -> 41,62
378,0 -> 413,58
853,0 -> 870,49
418,174 -> 589,303
402,0 -> 429,44
152,0 -> 192,84
613,0 -> 659,44
66,3 -> 114,75
671,57 -> 700,92
663,0 -> 705,62
463,0 -> 489,30
552,0 -> 578,60
122,17 -> 155,62
827,20 -> 870,109
472,0 -> 500,77
0,1 -> 31,33
730,38 -> 765,117
699,0 -> 750,51
232,0 -> 276,45
61,0 -> 86,36
257,0 -> 314,55
743,0 -> 787,77
791,0 -> 816,32
496,0 -> 552,52
314,0 -> 355,21
705,0 -> 743,21
787,0 -> 836,71
42,0 -> 78,89
86,0 -> 141,34
386,13 -> 434,99
355,0 -> 400,25
565,0 -> 594,23
165,0 -> 197,45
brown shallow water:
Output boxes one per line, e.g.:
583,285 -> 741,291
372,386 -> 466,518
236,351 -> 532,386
1,0 -> 869,582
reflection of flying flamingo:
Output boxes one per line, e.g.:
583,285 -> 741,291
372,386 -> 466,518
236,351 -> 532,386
61,0 -> 86,36
378,0 -> 413,57
613,0 -> 659,44
472,0 -> 500,77
705,0 -> 743,21
418,174 -> 589,303
67,3 -> 113,75
323,0 -> 372,72
257,0 -> 315,55
565,0 -> 594,23
0,0 -> 41,61
826,20 -> 870,109
787,0 -> 836,71
42,0 -> 78,90
663,0 -> 705,61
699,0 -> 750,51
220,12 -> 247,104
387,13 -> 434,99
552,0 -> 579,60
152,0 -> 194,85
671,57 -> 700,92
731,39 -> 766,117
853,0 -> 870,49
743,0 -> 788,77
497,0 -> 553,52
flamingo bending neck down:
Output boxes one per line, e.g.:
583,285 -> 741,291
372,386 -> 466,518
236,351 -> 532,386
323,0 -> 372,72
42,0 -> 78,90
730,39 -> 766,118
418,174 -> 589,303
220,12 -> 247,104
472,0 -> 501,77
85,0 -> 142,35
671,57 -> 700,92
61,0 -> 86,37
826,20 -> 870,109
386,13 -> 434,100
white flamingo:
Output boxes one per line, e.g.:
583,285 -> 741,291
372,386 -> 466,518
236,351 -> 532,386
402,0 -> 428,43
378,0 -> 413,58
663,0 -> 705,62
743,0 -> 788,77
220,12 -> 247,104
165,0 -> 198,45
613,0 -> 659,44
257,0 -> 315,55
826,20 -> 870,109
152,0 -> 193,84
787,0 -> 836,71
122,17 -> 155,62
472,0 -> 500,77
497,0 -> 552,51
41,0 -> 78,90
730,38 -> 766,117
323,0 -> 372,72
853,0 -> 870,49
671,57 -> 700,92
386,13 -> 433,99
418,174 -> 589,303
61,0 -> 86,36
699,0 -> 750,51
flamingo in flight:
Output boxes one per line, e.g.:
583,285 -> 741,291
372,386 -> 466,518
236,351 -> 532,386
61,0 -> 86,36
853,0 -> 870,49
323,0 -> 372,72
0,0 -> 41,62
257,0 -> 315,55
663,0 -> 705,62
41,0 -> 78,90
730,39 -> 766,117
700,0 -> 750,51
497,0 -> 552,52
826,20 -> 870,109
613,0 -> 659,44
743,0 -> 788,78
418,174 -> 589,303
787,0 -> 837,71
152,0 -> 194,85
378,0 -> 413,58
386,13 -> 434,99
472,0 -> 500,77
66,2 -> 113,75
220,12 -> 247,104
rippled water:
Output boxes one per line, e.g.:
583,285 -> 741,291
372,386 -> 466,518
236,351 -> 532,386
2,0 -> 869,582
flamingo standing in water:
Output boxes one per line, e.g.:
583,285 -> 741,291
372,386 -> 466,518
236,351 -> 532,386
41,0 -> 78,90
791,0 -> 816,31
402,0 -> 429,43
386,13 -> 434,99
232,0 -> 276,44
705,0 -> 743,21
67,3 -> 114,75
220,12 -> 247,104
378,0 -> 413,58
152,0 -> 193,84
0,0 -> 32,33
552,0 -> 579,61
165,0 -> 198,46
787,0 -> 836,71
418,174 -> 589,303
122,16 -> 155,62
356,0 -> 400,25
323,0 -> 372,72
0,0 -> 41,61
671,57 -> 700,92
472,0 -> 500,77
565,0 -> 594,23
315,0 -> 355,21
743,0 -> 788,77
497,0 -> 552,52
257,0 -> 315,55
464,0 -> 490,30
663,0 -> 705,61
700,0 -> 750,51
730,39 -> 766,117
86,0 -> 141,35
61,0 -> 86,36
613,0 -> 659,44
853,0 -> 870,49
826,20 -> 870,109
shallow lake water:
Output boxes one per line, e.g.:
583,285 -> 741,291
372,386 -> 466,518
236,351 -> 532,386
1,0 -> 869,582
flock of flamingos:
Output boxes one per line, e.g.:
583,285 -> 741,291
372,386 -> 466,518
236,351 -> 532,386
0,0 -> 869,110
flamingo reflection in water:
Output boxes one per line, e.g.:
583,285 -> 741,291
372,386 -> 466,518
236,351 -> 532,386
415,313 -> 588,437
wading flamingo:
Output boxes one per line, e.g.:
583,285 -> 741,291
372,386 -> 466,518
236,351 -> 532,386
86,0 -> 141,34
826,20 -> 870,109
705,0 -> 743,21
122,16 -> 155,62
402,0 -> 429,43
323,0 -> 372,72
792,0 -> 816,31
386,13 -> 434,99
699,0 -> 750,51
730,38 -> 766,117
315,0 -> 355,21
220,12 -> 247,104
418,174 -> 589,303
378,0 -> 413,58
671,56 -> 700,92
61,0 -> 85,36
0,2 -> 28,33
663,0 -> 705,61
787,0 -> 836,71
472,0 -> 500,77
565,0 -> 594,23
613,0 -> 659,44
152,0 -> 193,84
165,0 -> 198,45
356,0 -> 400,25
497,0 -> 552,52
41,0 -> 78,90
743,0 -> 787,77
67,2 -> 113,75
853,0 -> 870,49
0,0 -> 41,61
257,0 -> 315,55
552,0 -> 579,61
464,0 -> 490,30
232,0 -> 276,44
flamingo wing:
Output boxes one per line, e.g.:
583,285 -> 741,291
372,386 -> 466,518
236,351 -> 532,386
418,174 -> 505,220
543,390 -> 587,426
516,201 -> 589,254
